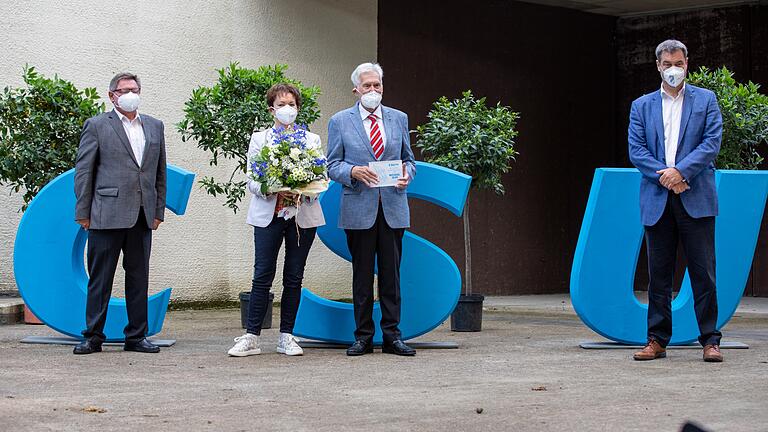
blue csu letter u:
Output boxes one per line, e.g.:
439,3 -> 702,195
570,168 -> 768,345
14,165 -> 194,341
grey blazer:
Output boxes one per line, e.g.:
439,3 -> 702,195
326,103 -> 416,230
74,110 -> 167,229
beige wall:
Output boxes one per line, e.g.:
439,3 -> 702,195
0,0 -> 377,303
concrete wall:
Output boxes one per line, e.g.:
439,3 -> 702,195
0,0 -> 377,303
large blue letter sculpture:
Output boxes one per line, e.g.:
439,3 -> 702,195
14,165 -> 195,342
571,168 -> 768,345
293,162 -> 472,344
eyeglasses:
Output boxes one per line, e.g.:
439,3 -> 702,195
112,88 -> 140,95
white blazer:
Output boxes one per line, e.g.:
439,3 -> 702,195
245,128 -> 326,228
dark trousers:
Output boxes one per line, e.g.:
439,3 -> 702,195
246,216 -> 316,335
345,204 -> 404,344
644,192 -> 722,347
83,208 -> 152,343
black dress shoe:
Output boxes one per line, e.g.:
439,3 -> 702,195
124,338 -> 160,353
73,339 -> 102,355
346,340 -> 373,356
382,340 -> 416,356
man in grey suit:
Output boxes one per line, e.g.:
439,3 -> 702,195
327,62 -> 417,356
73,72 -> 167,354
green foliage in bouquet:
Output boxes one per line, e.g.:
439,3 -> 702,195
687,66 -> 768,170
249,126 -> 327,195
177,62 -> 321,213
0,65 -> 105,210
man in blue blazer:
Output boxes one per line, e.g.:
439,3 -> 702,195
628,40 -> 724,362
327,62 -> 417,356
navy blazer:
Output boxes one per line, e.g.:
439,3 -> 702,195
628,84 -> 723,226
326,103 -> 416,230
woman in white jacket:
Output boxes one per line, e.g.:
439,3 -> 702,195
228,84 -> 325,357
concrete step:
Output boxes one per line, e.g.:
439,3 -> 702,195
0,297 -> 24,325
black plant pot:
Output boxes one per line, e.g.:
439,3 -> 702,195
239,291 -> 274,330
450,294 -> 484,332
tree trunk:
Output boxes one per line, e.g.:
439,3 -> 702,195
463,191 -> 472,296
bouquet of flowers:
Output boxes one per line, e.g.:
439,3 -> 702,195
248,125 -> 329,214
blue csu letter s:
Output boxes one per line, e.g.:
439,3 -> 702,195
570,168 -> 768,345
14,165 -> 195,341
292,162 -> 472,344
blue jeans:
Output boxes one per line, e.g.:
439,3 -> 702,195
246,216 -> 316,335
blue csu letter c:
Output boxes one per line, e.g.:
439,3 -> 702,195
570,168 -> 768,345
14,165 -> 195,341
292,162 -> 472,344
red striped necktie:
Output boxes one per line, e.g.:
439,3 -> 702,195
367,114 -> 384,160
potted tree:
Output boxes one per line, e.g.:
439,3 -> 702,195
415,90 -> 520,331
0,65 -> 105,323
177,62 -> 321,328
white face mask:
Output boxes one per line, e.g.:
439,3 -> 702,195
360,91 -> 382,109
661,66 -> 685,88
274,105 -> 298,125
116,92 -> 141,112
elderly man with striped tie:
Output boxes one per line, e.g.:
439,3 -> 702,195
326,62 -> 417,357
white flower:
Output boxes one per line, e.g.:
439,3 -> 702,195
289,147 -> 302,160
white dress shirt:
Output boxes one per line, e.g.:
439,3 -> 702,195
359,103 -> 386,151
114,108 -> 146,167
660,84 -> 685,168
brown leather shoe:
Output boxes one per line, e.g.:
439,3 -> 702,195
703,344 -> 723,362
633,339 -> 666,361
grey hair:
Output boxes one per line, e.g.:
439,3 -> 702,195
655,40 -> 688,60
109,72 -> 141,91
350,62 -> 383,87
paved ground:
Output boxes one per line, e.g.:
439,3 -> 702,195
1,305 -> 767,431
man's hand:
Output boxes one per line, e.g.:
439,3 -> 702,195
76,218 -> 90,230
671,182 -> 690,195
395,164 -> 411,189
656,167 -> 684,189
351,166 -> 379,187
153,219 -> 162,230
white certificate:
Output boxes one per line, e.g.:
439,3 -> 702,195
368,160 -> 403,188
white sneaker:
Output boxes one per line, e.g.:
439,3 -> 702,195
227,333 -> 261,357
276,333 -> 304,356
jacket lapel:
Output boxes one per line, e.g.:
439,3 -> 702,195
140,116 -> 152,167
676,86 -> 695,161
108,111 -> 139,167
651,92 -> 665,156
349,104 -> 376,159
382,106 -> 396,160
